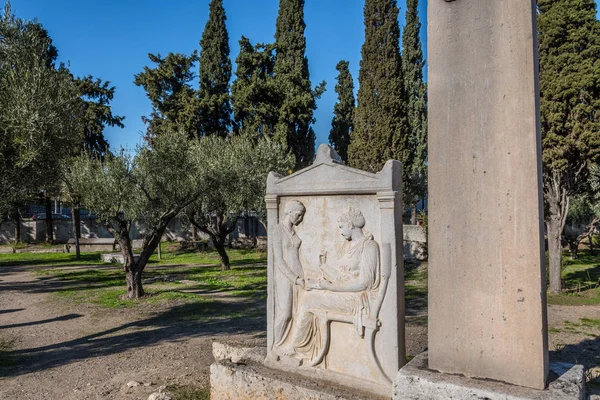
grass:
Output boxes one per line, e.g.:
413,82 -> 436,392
550,317 -> 600,337
12,245 -> 269,311
148,243 -> 266,266
0,252 -> 104,267
547,250 -> 600,306
405,263 -> 428,301
0,337 -> 16,367
168,385 -> 210,400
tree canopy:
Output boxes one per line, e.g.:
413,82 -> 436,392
0,3 -> 81,217
185,135 -> 294,270
348,0 -> 409,176
273,0 -> 325,168
538,0 -> 600,293
329,60 -> 355,163
231,37 -> 280,138
134,52 -> 199,139
75,76 -> 125,159
198,0 -> 232,138
401,0 -> 428,209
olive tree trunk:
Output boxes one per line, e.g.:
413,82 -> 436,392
108,215 -> 174,299
213,234 -> 231,271
72,206 -> 81,260
45,196 -> 53,243
12,209 -> 21,243
191,211 -> 236,271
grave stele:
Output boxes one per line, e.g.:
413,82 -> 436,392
427,0 -> 549,390
264,145 -> 404,397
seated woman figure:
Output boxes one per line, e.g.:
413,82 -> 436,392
291,207 -> 380,363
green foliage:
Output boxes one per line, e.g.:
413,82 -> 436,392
184,136 -> 294,268
538,0 -> 600,292
401,0 -> 428,206
134,52 -> 200,139
329,60 -> 355,163
67,130 -> 204,233
567,195 -> 599,227
0,3 -> 81,216
539,0 -> 600,175
231,37 -> 280,138
185,135 -> 293,221
348,0 -> 409,175
198,0 -> 232,138
74,76 -> 125,159
273,0 -> 325,168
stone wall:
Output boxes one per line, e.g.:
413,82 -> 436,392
0,216 -> 268,244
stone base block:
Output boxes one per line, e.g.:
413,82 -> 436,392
393,352 -> 585,400
100,253 -> 139,264
210,342 -> 386,400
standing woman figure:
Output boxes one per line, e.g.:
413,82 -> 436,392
272,200 -> 306,350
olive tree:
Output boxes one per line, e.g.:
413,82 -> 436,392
67,131 -> 204,298
185,135 -> 294,270
0,4 -> 80,223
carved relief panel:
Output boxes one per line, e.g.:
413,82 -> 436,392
265,145 -> 404,397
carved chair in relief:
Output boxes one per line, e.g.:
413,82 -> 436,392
308,243 -> 393,383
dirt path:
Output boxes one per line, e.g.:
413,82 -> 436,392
0,264 -> 265,400
0,264 -> 597,399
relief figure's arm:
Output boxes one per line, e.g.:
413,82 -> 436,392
321,276 -> 369,292
320,243 -> 378,292
318,263 -> 340,281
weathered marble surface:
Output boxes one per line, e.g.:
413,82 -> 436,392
427,0 -> 548,389
211,342 -> 385,400
393,352 -> 585,400
265,145 -> 404,396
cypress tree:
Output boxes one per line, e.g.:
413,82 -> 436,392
231,36 -> 280,138
329,60 -> 355,163
198,0 -> 232,138
538,0 -> 600,293
75,76 -> 125,159
401,0 -> 428,220
134,52 -> 199,139
274,0 -> 325,168
349,0 -> 409,175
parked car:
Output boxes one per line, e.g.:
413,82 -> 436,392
33,213 -> 72,220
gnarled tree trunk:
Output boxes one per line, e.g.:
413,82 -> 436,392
191,211 -> 236,271
213,234 -> 231,271
545,177 -> 569,294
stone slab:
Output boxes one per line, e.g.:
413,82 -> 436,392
100,253 -> 140,264
264,145 -> 404,396
427,0 -> 548,389
210,342 -> 386,400
393,352 -> 585,400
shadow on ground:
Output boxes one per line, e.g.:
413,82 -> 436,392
0,314 -> 83,330
0,299 -> 266,378
549,334 -> 600,394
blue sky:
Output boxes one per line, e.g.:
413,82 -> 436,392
6,0 -> 427,150
6,1 -> 599,151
